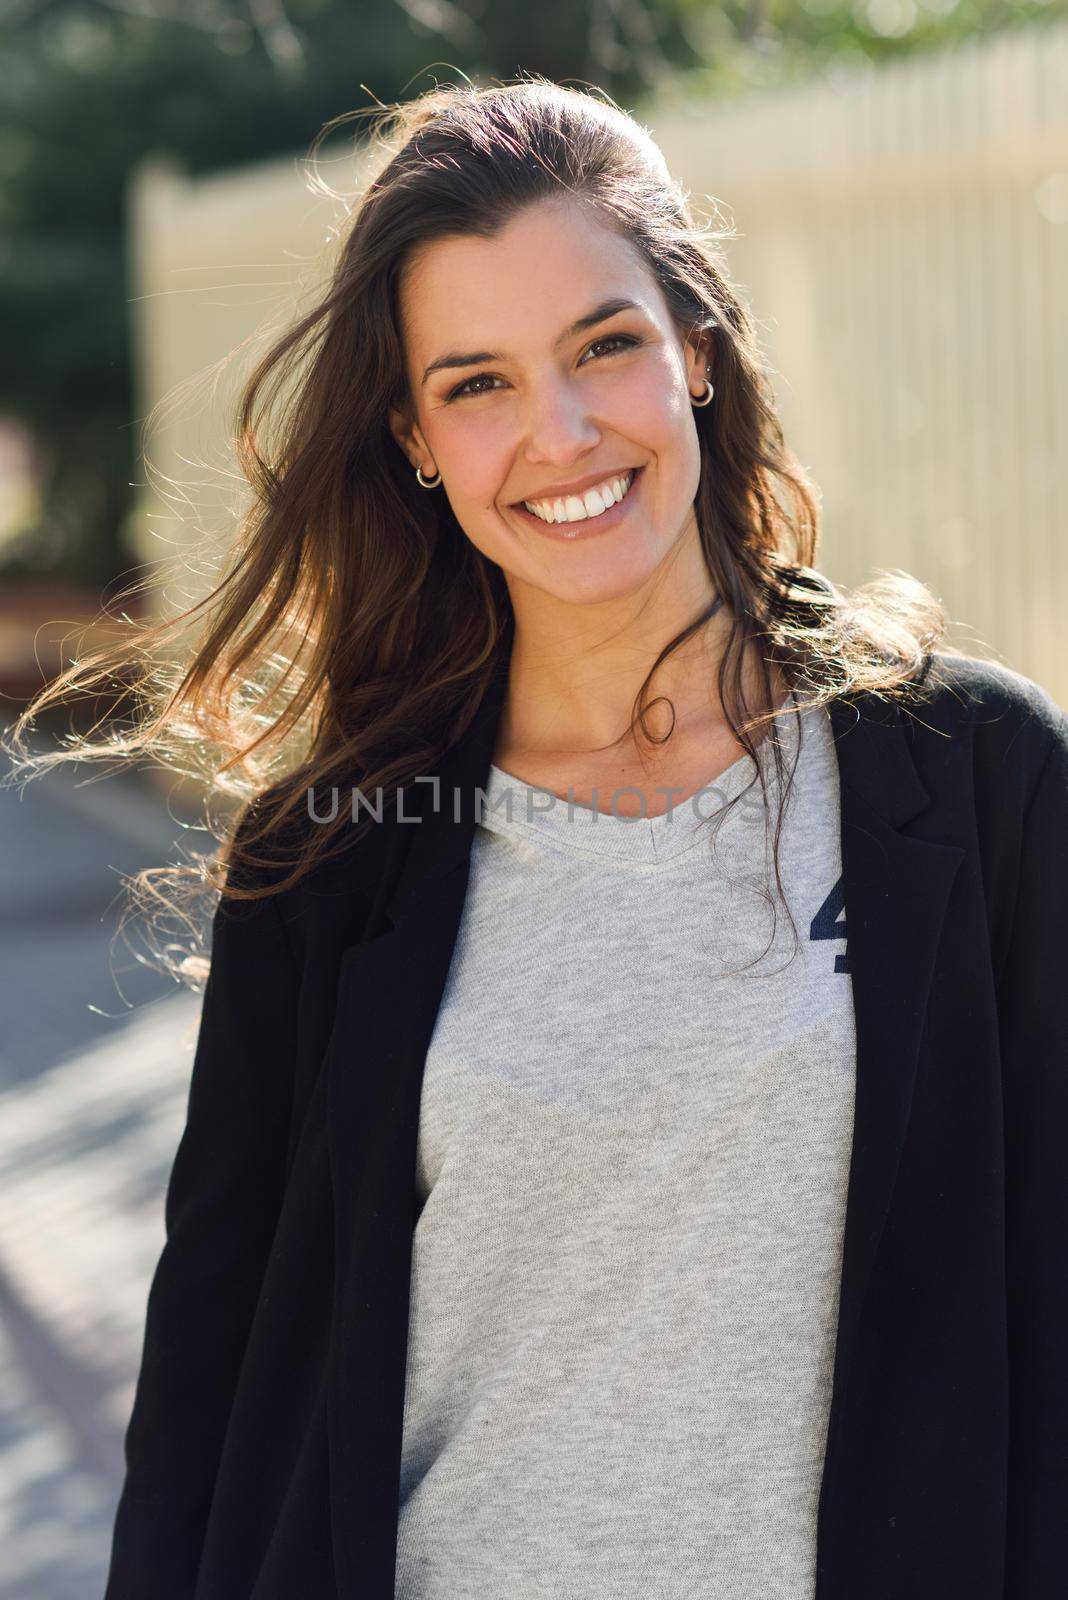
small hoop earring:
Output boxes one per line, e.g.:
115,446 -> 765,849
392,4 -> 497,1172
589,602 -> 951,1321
691,377 -> 714,408
415,465 -> 442,488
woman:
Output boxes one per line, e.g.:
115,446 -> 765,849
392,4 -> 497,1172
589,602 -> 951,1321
6,78 -> 1066,1600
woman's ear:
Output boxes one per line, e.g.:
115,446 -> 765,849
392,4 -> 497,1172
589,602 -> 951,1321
387,406 -> 412,466
684,328 -> 715,395
387,405 -> 425,472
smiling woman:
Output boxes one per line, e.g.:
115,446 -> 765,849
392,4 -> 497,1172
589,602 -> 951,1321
4,75 -> 951,907
5,73 -> 1066,1600
391,201 -> 721,616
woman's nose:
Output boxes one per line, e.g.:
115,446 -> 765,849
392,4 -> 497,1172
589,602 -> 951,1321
521,379 -> 602,464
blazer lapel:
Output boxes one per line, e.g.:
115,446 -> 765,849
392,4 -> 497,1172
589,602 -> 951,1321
323,662 -> 509,1596
815,692 -> 965,1575
321,664 -> 965,1596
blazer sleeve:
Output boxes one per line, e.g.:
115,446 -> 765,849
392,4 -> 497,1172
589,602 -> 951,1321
998,710 -> 1068,1598
104,860 -> 301,1599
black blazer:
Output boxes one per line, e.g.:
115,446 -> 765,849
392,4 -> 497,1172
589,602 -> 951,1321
104,648 -> 1068,1600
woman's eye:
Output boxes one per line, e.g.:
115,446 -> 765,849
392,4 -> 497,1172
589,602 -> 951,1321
445,333 -> 639,402
448,372 -> 502,401
580,333 -> 639,363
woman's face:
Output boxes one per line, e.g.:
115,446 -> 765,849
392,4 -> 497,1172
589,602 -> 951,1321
389,195 -> 712,607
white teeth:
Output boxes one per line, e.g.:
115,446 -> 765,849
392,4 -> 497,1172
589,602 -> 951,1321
523,470 -> 633,524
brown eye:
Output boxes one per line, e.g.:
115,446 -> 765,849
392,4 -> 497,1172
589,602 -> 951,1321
580,334 -> 639,363
446,372 -> 505,402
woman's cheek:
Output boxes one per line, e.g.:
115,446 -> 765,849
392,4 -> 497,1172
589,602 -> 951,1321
448,410 -> 518,504
612,366 -> 678,441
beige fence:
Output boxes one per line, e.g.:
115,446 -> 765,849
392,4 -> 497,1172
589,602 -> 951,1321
128,20 -> 1068,705
649,22 -> 1068,705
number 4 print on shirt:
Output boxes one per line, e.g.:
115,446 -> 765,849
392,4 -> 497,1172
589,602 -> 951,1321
810,876 -> 850,972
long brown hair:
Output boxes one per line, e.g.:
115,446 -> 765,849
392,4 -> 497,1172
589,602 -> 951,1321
2,75 -> 957,987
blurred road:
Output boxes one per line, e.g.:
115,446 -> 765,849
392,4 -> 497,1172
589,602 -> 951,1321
0,723 -> 213,1599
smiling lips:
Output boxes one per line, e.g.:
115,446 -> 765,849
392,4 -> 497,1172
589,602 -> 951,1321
520,468 -> 637,525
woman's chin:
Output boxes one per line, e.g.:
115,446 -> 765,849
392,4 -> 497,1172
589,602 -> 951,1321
530,547 -> 668,606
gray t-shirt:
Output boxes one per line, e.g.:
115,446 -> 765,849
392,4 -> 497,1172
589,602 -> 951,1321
395,694 -> 856,1598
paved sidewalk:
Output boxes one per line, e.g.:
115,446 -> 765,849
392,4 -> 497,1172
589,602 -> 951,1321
0,731 -> 211,1598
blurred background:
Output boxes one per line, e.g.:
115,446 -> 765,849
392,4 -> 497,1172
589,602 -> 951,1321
1,1 -> 1066,1594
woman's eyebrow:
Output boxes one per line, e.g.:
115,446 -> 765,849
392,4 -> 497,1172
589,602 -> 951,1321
420,296 -> 644,387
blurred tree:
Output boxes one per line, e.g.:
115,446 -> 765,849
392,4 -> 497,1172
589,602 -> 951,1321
0,0 -> 1062,585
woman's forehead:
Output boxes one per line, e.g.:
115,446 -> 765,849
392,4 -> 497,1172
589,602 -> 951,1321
397,204 -> 661,361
